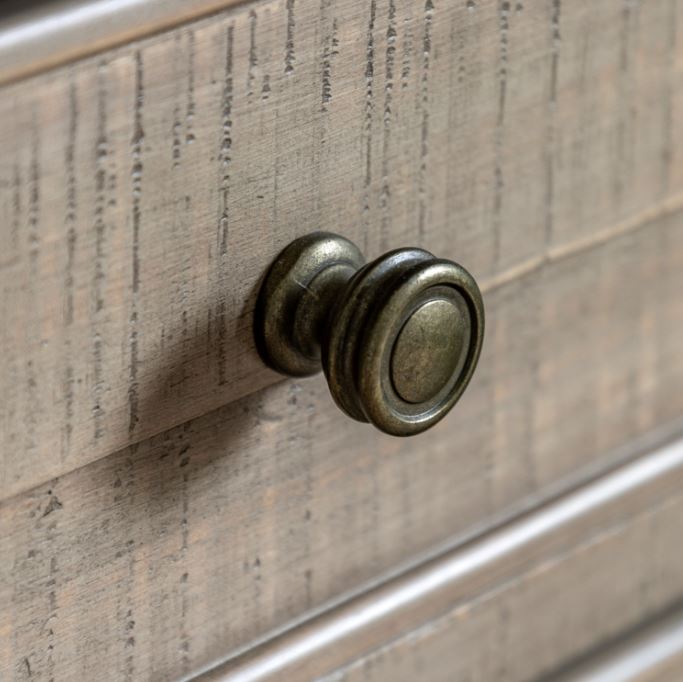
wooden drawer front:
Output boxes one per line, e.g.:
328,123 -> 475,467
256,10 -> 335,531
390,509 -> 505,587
214,438 -> 683,682
2,1 -> 683,680
2,0 -> 683,499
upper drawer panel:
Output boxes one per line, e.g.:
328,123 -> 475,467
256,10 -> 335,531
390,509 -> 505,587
1,0 -> 682,498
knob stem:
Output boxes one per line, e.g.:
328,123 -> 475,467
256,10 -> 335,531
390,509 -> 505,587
254,232 -> 364,377
292,261 -> 358,364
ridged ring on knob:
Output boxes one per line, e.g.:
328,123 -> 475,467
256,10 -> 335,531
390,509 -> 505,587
254,232 -> 484,436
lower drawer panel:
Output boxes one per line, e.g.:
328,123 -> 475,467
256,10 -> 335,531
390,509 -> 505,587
211,437 -> 683,682
314,490 -> 683,682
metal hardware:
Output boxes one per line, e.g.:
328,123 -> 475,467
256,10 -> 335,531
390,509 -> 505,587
254,233 -> 485,436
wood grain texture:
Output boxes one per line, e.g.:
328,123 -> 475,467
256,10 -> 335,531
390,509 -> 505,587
552,606 -> 683,682
1,0 -> 682,500
4,420 -> 680,682
198,437 -> 683,682
313,485 -> 683,682
1,203 -> 682,680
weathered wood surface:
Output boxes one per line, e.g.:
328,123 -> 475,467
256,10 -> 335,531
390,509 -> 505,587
1,0 -> 682,500
294,441 -> 683,682
313,486 -> 683,682
202,439 -> 683,682
1,202 -> 682,680
552,606 -> 683,682
4,422 -> 676,682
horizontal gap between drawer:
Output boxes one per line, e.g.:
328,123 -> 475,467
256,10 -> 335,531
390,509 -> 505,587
478,190 -> 683,294
187,424 -> 683,682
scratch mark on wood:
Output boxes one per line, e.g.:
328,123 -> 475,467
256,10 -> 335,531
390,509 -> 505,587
28,120 -> 40,263
186,30 -> 196,144
380,0 -> 397,248
493,0 -> 510,266
417,0 -> 434,242
172,34 -> 182,167
45,554 -> 58,680
262,74 -> 271,100
25,118 -> 41,455
445,6 -> 468,250
570,14 -> 590,229
11,164 -> 21,254
248,11 -> 258,98
123,606 -> 135,678
362,0 -> 377,251
321,15 -> 338,111
215,25 -> 234,388
93,60 -> 109,441
615,1 -> 631,208
117,450 -> 137,680
661,0 -> 678,195
178,436 -> 192,674
62,78 -> 78,458
94,65 -> 109,315
128,50 -> 144,436
401,18 -> 412,89
216,298 -> 227,386
285,0 -> 296,74
615,0 -> 639,210
545,0 -> 561,248
304,567 -> 313,608
219,25 -> 234,259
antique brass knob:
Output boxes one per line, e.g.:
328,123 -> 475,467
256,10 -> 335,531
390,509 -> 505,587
254,233 -> 484,436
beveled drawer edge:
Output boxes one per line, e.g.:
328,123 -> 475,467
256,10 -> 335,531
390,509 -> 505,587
0,0 -> 243,87
553,605 -> 683,682
189,429 -> 683,682
479,190 -> 683,294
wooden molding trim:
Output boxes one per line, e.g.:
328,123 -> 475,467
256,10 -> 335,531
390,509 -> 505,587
0,0 -> 242,86
192,435 -> 683,681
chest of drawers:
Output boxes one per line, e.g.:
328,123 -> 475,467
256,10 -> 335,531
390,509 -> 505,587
1,1 -> 683,680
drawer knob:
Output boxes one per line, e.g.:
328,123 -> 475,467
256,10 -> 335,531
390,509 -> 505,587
254,233 -> 484,436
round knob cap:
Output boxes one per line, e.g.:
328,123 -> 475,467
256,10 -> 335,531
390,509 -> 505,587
255,233 -> 484,436
391,298 -> 469,404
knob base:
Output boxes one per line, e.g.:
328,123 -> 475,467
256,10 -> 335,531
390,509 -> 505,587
254,233 -> 364,377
